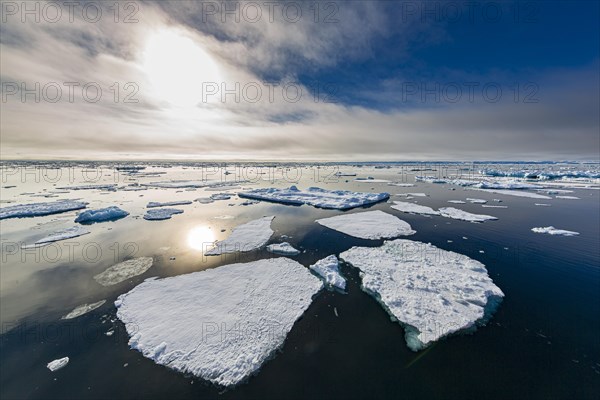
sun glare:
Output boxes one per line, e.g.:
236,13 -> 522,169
142,29 -> 221,107
187,226 -> 216,251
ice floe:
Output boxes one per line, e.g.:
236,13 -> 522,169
531,227 -> 579,236
387,183 -> 415,187
238,186 -> 389,210
309,255 -> 346,290
466,198 -> 487,204
47,357 -> 69,372
316,210 -> 415,239
556,195 -> 580,200
355,178 -> 390,183
75,206 -> 129,224
143,208 -> 184,220
447,200 -> 466,204
62,300 -> 106,319
340,239 -> 504,350
266,242 -> 300,255
143,180 -> 241,189
57,184 -> 117,191
391,201 -> 440,216
94,257 -> 154,286
473,189 -> 551,199
146,201 -> 193,208
115,258 -> 323,386
22,226 -> 90,248
0,200 -> 88,220
438,207 -> 498,222
206,216 -> 274,255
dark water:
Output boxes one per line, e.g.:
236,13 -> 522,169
1,165 -> 599,399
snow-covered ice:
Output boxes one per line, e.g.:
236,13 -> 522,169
238,186 -> 389,210
62,300 -> 106,319
340,239 -> 504,350
447,200 -> 466,204
0,200 -> 88,220
143,180 -> 242,189
57,184 -> 117,191
94,257 -> 154,286
115,258 -> 323,386
309,255 -> 346,290
391,201 -> 440,216
387,183 -> 415,187
438,207 -> 498,223
143,208 -> 184,220
473,189 -> 551,199
147,201 -> 192,208
316,210 -> 415,239
75,206 -> 129,223
47,357 -> 69,371
556,195 -> 580,200
22,226 -> 90,248
466,198 -> 487,204
206,216 -> 274,255
266,242 -> 300,255
531,226 -> 579,236
355,178 -> 390,183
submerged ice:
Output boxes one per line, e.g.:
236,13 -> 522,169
62,300 -> 106,319
94,257 -> 154,286
340,239 -> 504,351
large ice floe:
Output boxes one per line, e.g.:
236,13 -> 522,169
115,258 -> 323,386
47,357 -> 69,372
0,200 -> 88,220
531,226 -> 580,236
94,257 -> 154,286
238,186 -> 389,210
266,242 -> 300,255
22,226 -> 90,248
390,201 -> 440,216
146,201 -> 193,208
316,210 -> 415,239
340,239 -> 504,350
206,216 -> 274,255
309,255 -> 346,290
438,207 -> 498,222
143,208 -> 184,220
62,300 -> 106,319
75,206 -> 129,224
473,189 -> 551,199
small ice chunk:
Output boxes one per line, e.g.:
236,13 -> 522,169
115,258 -> 323,386
94,257 -> 154,286
146,201 -> 192,208
75,206 -> 129,224
474,189 -> 551,199
309,255 -> 346,290
206,216 -> 274,255
556,196 -> 580,200
22,226 -> 90,248
531,226 -> 579,236
481,205 -> 508,209
466,198 -> 487,204
62,300 -> 106,319
355,178 -> 390,183
447,200 -> 466,204
438,207 -> 497,223
0,200 -> 88,220
535,203 -> 551,207
210,193 -> 231,201
340,239 -> 504,350
316,210 -> 415,239
266,242 -> 300,255
47,357 -> 69,371
238,186 -> 389,210
387,183 -> 415,187
391,201 -> 440,216
143,208 -> 184,220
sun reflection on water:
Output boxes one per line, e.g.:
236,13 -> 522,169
187,226 -> 215,251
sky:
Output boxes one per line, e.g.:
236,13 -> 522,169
0,0 -> 599,161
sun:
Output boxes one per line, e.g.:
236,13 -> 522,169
187,226 -> 216,251
142,29 -> 222,107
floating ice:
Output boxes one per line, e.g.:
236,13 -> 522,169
62,300 -> 106,319
47,357 -> 69,372
481,205 -> 508,209
147,201 -> 192,208
57,184 -> 117,191
143,180 -> 241,189
94,257 -> 154,286
0,200 -> 88,220
535,203 -> 551,207
334,172 -> 357,177
556,195 -> 580,200
473,189 -> 551,199
75,206 -> 129,224
143,208 -> 184,220
316,210 -> 415,239
115,258 -> 323,386
447,200 -> 466,204
210,193 -> 231,201
22,226 -> 90,248
309,255 -> 346,290
266,242 -> 300,255
438,207 -> 497,222
238,186 -> 389,210
340,239 -> 504,350
390,201 -> 440,216
531,226 -> 579,236
466,198 -> 487,204
206,216 -> 274,255
387,183 -> 415,187
355,178 -> 390,183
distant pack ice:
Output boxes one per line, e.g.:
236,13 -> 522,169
0,200 -> 88,220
